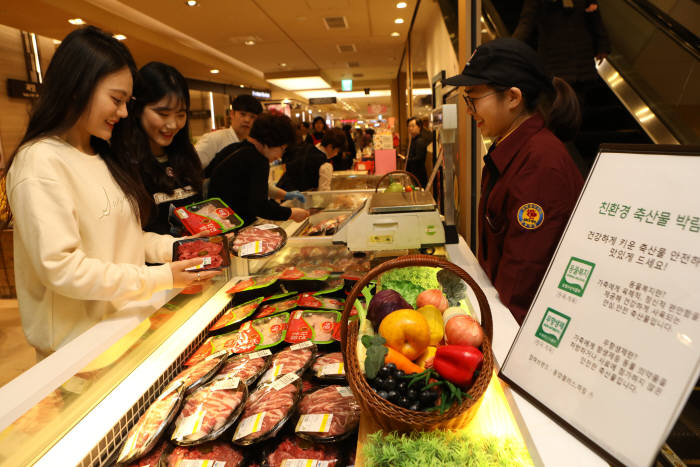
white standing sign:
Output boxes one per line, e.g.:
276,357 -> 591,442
501,146 -> 700,467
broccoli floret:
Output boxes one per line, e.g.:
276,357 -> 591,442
437,269 -> 469,307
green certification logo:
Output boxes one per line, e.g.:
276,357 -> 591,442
535,308 -> 571,348
558,257 -> 595,297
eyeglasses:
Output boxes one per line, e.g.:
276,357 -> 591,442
462,91 -> 502,113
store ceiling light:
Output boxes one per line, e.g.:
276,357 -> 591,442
68,18 -> 85,25
396,1 -> 408,8
244,39 -> 256,46
394,18 -> 404,24
391,32 -> 400,37
112,34 -> 127,41
239,84 -> 245,88
266,70 -> 331,91
52,39 -> 62,45
280,62 -> 288,67
185,0 -> 198,6
209,69 -> 220,74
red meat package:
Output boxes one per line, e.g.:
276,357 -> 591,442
285,310 -> 341,345
254,295 -> 299,319
184,331 -> 239,367
312,352 -> 345,382
172,235 -> 230,271
165,441 -> 247,466
209,297 -> 264,333
297,293 -> 344,311
265,435 -> 341,467
230,224 -> 287,258
257,341 -> 317,386
295,385 -> 361,442
175,198 -> 243,235
231,313 -> 289,353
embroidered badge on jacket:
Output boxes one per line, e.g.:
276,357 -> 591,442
517,203 -> 544,230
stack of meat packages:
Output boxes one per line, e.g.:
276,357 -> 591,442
117,281 -> 360,467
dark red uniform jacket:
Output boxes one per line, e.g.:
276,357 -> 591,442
478,114 -> 583,324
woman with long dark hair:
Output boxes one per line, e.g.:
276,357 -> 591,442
444,37 -> 584,325
112,62 -> 202,235
1,27 -> 217,358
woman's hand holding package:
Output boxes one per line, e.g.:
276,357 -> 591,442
170,258 -> 221,288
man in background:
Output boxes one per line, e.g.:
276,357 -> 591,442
195,94 -> 263,169
405,116 -> 430,187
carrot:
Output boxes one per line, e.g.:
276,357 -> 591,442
384,346 -> 424,374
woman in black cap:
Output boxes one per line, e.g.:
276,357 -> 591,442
444,37 -> 584,325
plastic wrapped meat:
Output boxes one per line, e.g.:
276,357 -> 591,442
123,440 -> 167,467
304,215 -> 348,236
176,198 -> 242,235
173,237 -> 226,270
258,343 -> 315,385
232,313 -> 289,353
165,441 -> 246,466
171,379 -> 246,444
195,203 -> 238,230
185,331 -> 239,366
285,310 -> 340,344
296,386 -> 361,441
216,352 -> 270,387
116,383 -> 184,464
232,225 -> 286,257
312,352 -> 345,379
266,435 -> 341,467
233,374 -> 301,444
210,297 -> 264,332
167,352 -> 226,393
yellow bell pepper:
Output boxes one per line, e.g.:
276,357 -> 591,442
417,305 -> 444,346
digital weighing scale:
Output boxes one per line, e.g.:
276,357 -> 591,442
332,190 -> 445,251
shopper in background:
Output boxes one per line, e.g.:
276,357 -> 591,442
306,116 -> 327,145
277,127 -> 347,192
112,62 -> 202,235
195,94 -> 262,169
1,27 -> 217,358
298,121 -> 310,145
444,37 -> 583,324
335,124 -> 356,171
207,113 -> 309,226
405,117 -> 430,187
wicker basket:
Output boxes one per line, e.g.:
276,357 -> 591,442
340,254 -> 494,432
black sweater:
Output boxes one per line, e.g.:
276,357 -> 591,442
207,140 -> 291,226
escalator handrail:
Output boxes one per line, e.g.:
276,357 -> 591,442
623,0 -> 700,59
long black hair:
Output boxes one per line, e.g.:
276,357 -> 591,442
112,61 -> 203,198
1,26 -> 152,226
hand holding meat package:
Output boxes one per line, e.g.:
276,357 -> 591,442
230,224 -> 287,258
264,435 -> 342,467
164,440 -> 247,467
215,350 -> 272,387
172,235 -> 230,271
175,198 -> 243,235
295,386 -> 361,443
171,376 -> 247,445
312,352 -> 346,383
116,381 -> 186,464
232,373 -> 302,445
257,341 -> 317,386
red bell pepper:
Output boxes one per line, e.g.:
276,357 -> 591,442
433,345 -> 483,388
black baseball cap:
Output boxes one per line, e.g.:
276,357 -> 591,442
444,38 -> 553,96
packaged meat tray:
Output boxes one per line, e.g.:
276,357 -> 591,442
279,267 -> 331,293
227,274 -> 283,306
171,377 -> 248,445
172,235 -> 230,271
116,381 -> 186,465
166,351 -> 227,393
215,350 -> 272,387
311,277 -> 345,297
122,440 -> 167,467
231,224 -> 287,258
295,385 -> 361,443
184,331 -> 240,367
312,352 -> 346,383
257,341 -> 317,386
175,198 -> 243,236
232,372 -> 302,445
285,310 -> 341,345
209,297 -> 264,333
231,313 -> 289,353
254,294 -> 299,319
299,214 -> 349,236
297,293 -> 344,311
263,435 -> 342,467
164,440 -> 247,467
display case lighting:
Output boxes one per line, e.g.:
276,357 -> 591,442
68,18 -> 85,25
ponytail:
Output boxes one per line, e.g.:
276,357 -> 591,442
540,77 -> 581,142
